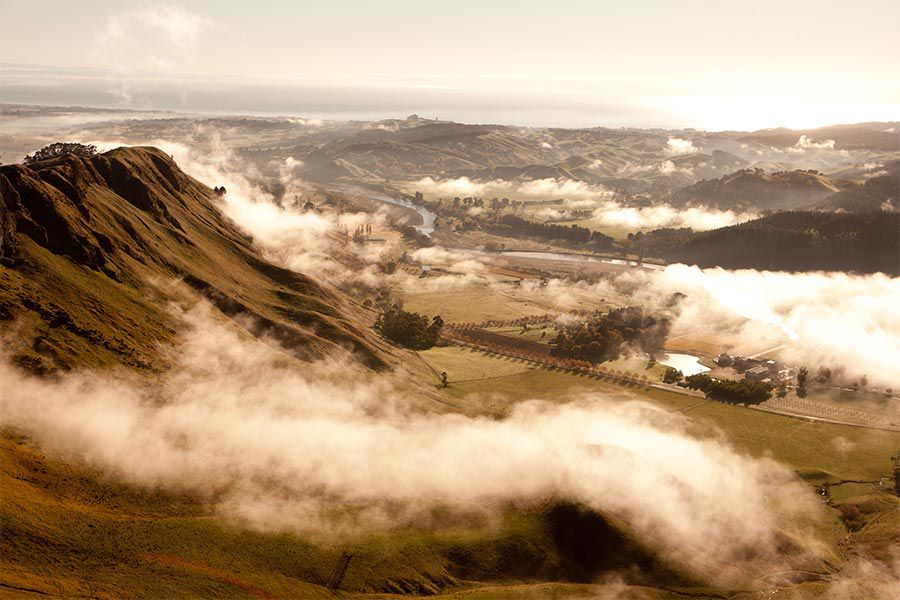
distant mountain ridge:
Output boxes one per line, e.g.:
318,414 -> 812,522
61,112 -> 899,200
739,123 -> 900,152
663,163 -> 898,212
815,161 -> 899,212
663,168 -> 851,211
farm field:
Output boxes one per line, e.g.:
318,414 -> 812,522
418,345 -> 536,383
664,332 -> 735,356
419,346 -> 900,483
801,386 -> 900,420
397,278 -> 626,325
400,284 -> 552,323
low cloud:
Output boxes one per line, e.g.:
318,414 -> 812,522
516,178 -> 610,199
784,135 -> 850,159
791,135 -> 835,151
408,247 -> 486,276
620,265 -> 900,388
616,160 -> 694,179
288,117 -> 325,127
415,176 -> 485,197
664,137 -> 697,156
413,177 -> 612,201
414,176 -> 752,231
588,202 -> 757,230
0,304 -> 825,587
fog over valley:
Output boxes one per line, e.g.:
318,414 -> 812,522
1,2 -> 898,598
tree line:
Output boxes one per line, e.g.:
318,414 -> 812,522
489,214 -> 616,251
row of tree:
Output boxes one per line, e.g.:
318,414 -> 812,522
490,214 -> 616,251
445,330 -> 653,386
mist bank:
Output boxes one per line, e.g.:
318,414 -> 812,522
638,265 -> 900,388
0,303 -> 828,588
556,264 -> 900,389
412,176 -> 755,230
399,246 -> 900,389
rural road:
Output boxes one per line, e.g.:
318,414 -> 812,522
749,404 -> 900,432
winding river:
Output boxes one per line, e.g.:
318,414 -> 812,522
358,190 -> 666,271
361,191 -> 436,235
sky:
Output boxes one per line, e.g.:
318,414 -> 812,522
1,0 -> 899,130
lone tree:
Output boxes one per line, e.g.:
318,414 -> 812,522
24,142 -> 98,165
663,367 -> 683,384
797,366 -> 809,398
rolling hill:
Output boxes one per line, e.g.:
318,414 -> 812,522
662,168 -> 855,211
644,210 -> 900,274
739,122 -> 900,152
21,109 -> 895,205
816,162 -> 899,212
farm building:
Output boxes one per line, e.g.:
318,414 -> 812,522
744,365 -> 771,381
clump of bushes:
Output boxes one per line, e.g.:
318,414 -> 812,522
375,305 -> 443,350
683,373 -> 773,404
550,306 -> 670,364
663,367 -> 683,384
838,504 -> 865,532
24,142 -> 98,165
399,225 -> 432,247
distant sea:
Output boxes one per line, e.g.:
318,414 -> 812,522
0,64 -> 664,129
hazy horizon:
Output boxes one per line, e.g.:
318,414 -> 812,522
2,1 -> 899,130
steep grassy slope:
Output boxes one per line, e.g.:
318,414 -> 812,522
0,146 -> 391,372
